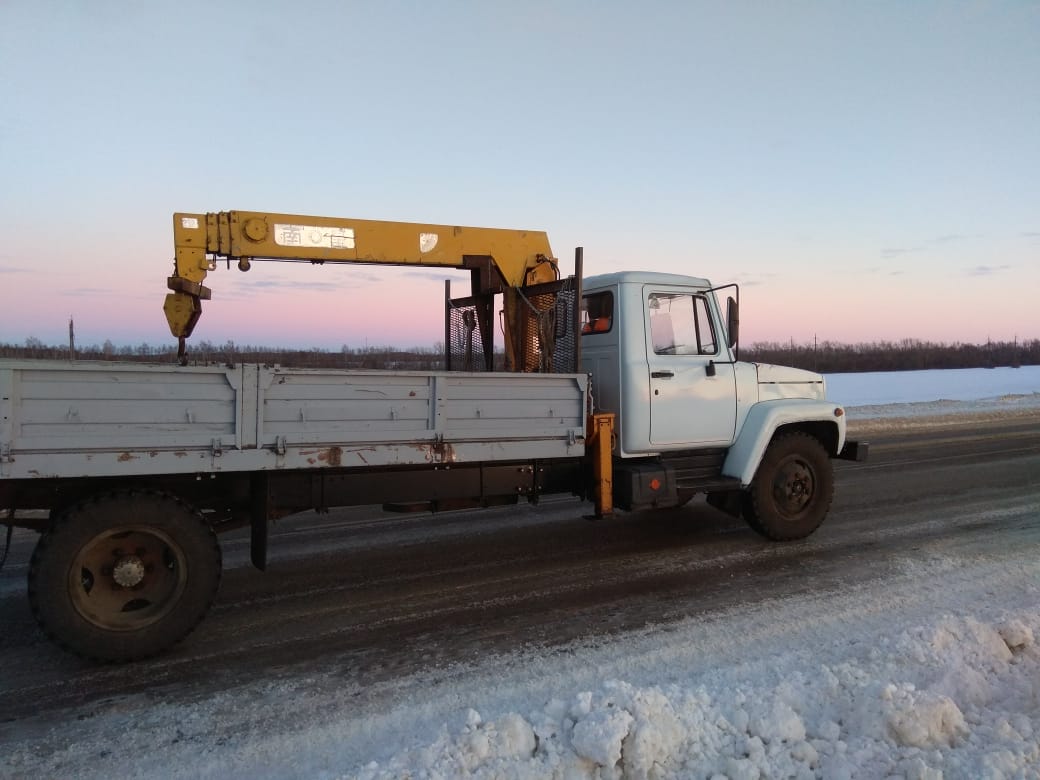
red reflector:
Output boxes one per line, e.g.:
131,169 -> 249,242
650,478 -> 661,491
834,408 -> 844,417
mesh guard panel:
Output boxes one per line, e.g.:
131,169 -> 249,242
447,300 -> 490,371
446,278 -> 578,373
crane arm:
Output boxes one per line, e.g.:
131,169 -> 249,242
163,210 -> 558,353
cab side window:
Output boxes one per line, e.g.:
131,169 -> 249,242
581,291 -> 614,335
648,293 -> 717,355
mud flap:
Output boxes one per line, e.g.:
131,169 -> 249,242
706,490 -> 743,518
250,473 -> 269,571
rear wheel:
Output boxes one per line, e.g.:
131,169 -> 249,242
743,432 -> 833,541
28,491 -> 221,661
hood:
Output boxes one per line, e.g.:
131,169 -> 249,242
754,362 -> 826,401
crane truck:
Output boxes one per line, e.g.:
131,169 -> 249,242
0,210 -> 867,661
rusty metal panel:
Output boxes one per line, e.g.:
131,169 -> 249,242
257,367 -> 587,468
259,369 -> 435,443
0,360 -> 244,478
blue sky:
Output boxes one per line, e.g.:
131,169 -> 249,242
1,1 -> 1037,349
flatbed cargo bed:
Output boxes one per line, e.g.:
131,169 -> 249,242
0,360 -> 589,482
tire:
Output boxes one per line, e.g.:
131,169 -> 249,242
28,491 -> 221,662
743,432 -> 834,541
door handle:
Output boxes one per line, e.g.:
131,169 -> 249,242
651,370 -> 674,379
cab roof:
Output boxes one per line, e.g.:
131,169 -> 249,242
582,270 -> 713,292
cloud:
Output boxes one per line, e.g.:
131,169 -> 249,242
881,234 -> 978,259
408,270 -> 471,282
243,279 -> 348,291
0,266 -> 31,274
729,271 -> 777,287
61,287 -> 113,296
218,267 -> 486,296
881,246 -> 925,259
1022,232 -> 1040,239
205,273 -> 397,301
966,264 -> 1014,276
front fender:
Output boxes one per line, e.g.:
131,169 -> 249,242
723,399 -> 847,486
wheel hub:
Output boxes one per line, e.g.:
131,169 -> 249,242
788,476 -> 808,498
111,555 -> 146,588
774,459 -> 815,515
69,525 -> 188,631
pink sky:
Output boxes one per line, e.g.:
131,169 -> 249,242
2,4 -> 1037,351
1,235 -> 1034,351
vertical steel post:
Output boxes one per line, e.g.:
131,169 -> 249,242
590,412 -> 615,518
249,472 -> 269,571
443,279 -> 451,371
573,247 -> 583,374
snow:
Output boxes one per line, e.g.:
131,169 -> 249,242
827,366 -> 1040,440
339,581 -> 1040,780
2,366 -> 1040,779
827,365 -> 1040,424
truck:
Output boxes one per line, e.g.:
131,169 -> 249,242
0,210 -> 867,661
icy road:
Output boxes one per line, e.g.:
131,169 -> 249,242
1,367 -> 1039,779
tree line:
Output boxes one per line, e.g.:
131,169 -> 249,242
6,337 -> 447,370
736,337 -> 1037,373
2,336 -> 1037,373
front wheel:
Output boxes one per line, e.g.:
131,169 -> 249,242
743,432 -> 834,541
28,491 -> 221,661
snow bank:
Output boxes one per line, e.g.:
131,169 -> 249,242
350,612 -> 1040,780
826,365 -> 1040,432
825,365 -> 1040,407
8,552 -> 1039,779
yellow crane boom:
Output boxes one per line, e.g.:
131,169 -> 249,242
163,211 -> 561,366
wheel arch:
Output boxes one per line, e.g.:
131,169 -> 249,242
782,420 -> 840,456
723,400 -> 846,487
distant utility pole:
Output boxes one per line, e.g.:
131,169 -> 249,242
69,316 -> 76,361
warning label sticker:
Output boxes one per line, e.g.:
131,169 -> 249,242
273,224 -> 356,250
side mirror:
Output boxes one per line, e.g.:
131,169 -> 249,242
726,296 -> 739,351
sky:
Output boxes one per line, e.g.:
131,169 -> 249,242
1,1 -> 1038,351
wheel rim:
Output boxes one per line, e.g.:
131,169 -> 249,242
68,526 -> 188,631
771,454 -> 817,519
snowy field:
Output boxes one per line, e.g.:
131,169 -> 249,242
3,366 -> 1039,779
828,365 -> 1040,424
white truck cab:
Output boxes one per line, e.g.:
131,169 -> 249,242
581,271 -> 866,538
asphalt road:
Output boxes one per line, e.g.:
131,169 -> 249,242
1,413 -> 1039,726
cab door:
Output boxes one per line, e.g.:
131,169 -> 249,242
645,287 -> 737,447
